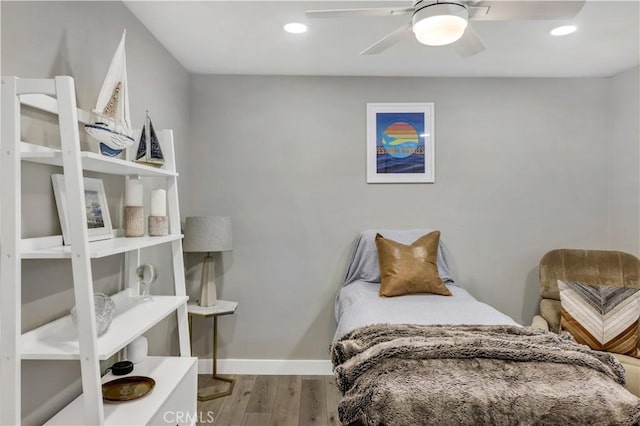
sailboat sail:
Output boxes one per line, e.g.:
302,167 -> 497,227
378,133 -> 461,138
135,112 -> 165,166
85,30 -> 135,157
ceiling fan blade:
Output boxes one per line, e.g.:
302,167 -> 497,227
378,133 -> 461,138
468,6 -> 490,19
306,7 -> 413,19
360,23 -> 412,55
470,0 -> 586,21
454,25 -> 486,58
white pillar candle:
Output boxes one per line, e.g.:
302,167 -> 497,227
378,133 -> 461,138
125,179 -> 143,207
127,336 -> 148,364
150,189 -> 166,216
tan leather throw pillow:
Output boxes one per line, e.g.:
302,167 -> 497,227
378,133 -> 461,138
375,231 -> 452,297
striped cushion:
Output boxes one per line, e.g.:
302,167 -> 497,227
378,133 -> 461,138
558,280 -> 640,357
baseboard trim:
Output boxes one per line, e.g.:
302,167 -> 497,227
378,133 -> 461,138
197,358 -> 333,375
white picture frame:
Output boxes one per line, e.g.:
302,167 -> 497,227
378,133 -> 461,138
366,102 -> 435,183
51,174 -> 113,245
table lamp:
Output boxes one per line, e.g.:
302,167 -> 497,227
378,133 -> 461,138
183,216 -> 233,307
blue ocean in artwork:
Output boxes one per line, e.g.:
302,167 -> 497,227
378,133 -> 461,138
377,153 -> 425,174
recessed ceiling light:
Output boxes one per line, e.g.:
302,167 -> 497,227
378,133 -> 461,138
550,25 -> 577,36
284,22 -> 308,34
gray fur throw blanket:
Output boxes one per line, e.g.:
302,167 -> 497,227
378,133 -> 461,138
330,324 -> 640,426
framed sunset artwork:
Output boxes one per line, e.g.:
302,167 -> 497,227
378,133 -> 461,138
366,103 -> 435,183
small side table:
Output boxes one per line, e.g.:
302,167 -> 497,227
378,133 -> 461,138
187,300 -> 238,401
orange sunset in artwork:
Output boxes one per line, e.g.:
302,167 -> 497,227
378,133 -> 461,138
381,121 -> 419,159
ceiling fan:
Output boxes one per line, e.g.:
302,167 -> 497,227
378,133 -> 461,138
306,0 -> 585,57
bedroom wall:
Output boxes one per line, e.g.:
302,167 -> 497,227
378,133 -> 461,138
607,66 -> 640,255
187,74 -> 611,361
1,2 -> 190,424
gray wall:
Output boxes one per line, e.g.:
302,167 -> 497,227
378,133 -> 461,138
1,2 -> 190,424
187,74 -> 612,360
608,66 -> 640,255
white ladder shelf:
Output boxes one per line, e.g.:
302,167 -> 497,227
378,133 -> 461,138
0,76 -> 194,425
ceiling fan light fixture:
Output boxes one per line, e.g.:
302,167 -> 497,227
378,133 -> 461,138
412,2 -> 469,46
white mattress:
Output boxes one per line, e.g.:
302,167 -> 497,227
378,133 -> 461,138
334,280 -> 520,340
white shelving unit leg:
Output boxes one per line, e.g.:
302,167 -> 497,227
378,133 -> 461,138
55,76 -> 104,424
173,241 -> 191,356
124,248 -> 141,296
163,130 -> 191,357
1,76 -> 23,426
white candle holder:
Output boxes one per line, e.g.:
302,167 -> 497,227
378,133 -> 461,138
124,206 -> 144,237
148,215 -> 168,236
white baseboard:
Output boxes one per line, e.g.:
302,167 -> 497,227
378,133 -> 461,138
197,358 -> 333,375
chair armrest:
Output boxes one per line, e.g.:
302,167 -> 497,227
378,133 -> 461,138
530,317 -> 639,396
530,315 -> 550,331
612,353 -> 640,397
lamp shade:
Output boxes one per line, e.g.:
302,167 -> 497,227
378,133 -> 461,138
183,216 -> 233,252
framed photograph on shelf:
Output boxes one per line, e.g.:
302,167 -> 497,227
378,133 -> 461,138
366,102 -> 435,183
51,174 -> 113,245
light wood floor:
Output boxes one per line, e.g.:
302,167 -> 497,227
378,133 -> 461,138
196,375 -> 341,426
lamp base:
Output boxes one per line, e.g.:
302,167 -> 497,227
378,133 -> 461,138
199,254 -> 217,307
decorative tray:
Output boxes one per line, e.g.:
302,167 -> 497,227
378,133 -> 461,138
102,376 -> 155,402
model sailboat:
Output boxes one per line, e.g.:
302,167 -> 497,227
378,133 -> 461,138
85,30 -> 135,157
134,112 -> 165,167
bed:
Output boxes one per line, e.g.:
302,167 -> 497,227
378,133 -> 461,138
331,229 -> 640,426
335,280 -> 518,340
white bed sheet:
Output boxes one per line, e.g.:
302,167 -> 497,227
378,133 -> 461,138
334,280 -> 520,340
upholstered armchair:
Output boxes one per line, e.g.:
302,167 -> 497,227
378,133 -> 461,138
531,249 -> 640,397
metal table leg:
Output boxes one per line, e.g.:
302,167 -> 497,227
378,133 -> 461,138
198,315 -> 235,401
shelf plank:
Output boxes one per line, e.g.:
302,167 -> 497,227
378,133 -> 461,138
21,143 -> 178,177
21,234 -> 183,259
20,93 -> 91,123
45,356 -> 197,425
21,291 -> 189,360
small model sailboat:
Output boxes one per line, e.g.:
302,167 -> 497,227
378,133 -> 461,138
134,112 -> 165,167
85,30 -> 135,157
